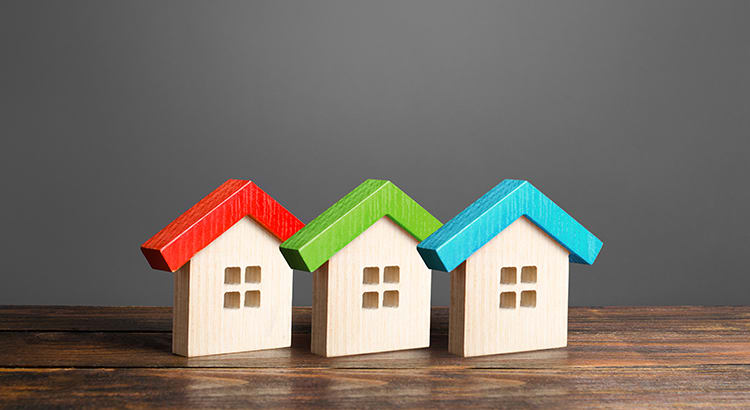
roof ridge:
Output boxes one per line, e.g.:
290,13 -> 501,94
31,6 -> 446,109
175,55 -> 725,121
434,180 -> 528,253
157,179 -> 254,252
297,179 -> 390,254
417,179 -> 602,272
141,179 -> 304,272
280,179 -> 441,272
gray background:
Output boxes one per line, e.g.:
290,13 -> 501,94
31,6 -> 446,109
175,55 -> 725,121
1,0 -> 748,306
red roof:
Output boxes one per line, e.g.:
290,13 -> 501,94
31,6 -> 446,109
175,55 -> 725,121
141,179 -> 305,272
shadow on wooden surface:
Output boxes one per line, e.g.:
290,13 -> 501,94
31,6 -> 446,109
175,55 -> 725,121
1,306 -> 749,407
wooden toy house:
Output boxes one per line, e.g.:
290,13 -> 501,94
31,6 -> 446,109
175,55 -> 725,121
417,180 -> 602,357
280,180 -> 442,357
141,179 -> 304,357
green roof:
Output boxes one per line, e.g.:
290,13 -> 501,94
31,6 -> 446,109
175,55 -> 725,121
280,179 -> 442,272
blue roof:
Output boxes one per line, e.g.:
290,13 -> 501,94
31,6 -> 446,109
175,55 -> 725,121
417,180 -> 603,272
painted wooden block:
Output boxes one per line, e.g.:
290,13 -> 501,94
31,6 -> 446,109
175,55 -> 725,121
280,179 -> 442,357
417,180 -> 602,357
140,179 -> 304,357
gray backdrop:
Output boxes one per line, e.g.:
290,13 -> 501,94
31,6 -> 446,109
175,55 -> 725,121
2,0 -> 748,306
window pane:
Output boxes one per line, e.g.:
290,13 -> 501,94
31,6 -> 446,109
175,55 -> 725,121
520,291 -> 536,307
500,267 -> 517,284
383,290 -> 399,308
224,292 -> 240,309
521,266 -> 537,283
500,292 -> 516,309
224,267 -> 241,284
245,290 -> 260,308
246,266 -> 261,283
363,267 -> 379,284
384,266 -> 400,283
362,291 -> 379,309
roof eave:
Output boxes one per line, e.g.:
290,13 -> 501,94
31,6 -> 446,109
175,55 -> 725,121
417,179 -> 602,272
280,180 -> 442,272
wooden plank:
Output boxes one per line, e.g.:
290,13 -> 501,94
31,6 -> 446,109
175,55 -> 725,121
2,306 -> 750,334
2,367 -> 749,407
1,326 -> 749,369
1,306 -> 749,406
0,306 -> 173,332
0,306 -> 310,334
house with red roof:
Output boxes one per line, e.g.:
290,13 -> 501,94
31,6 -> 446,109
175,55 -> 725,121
141,179 -> 304,357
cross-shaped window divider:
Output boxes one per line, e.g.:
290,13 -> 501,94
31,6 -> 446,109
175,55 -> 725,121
499,266 -> 538,309
362,266 -> 400,309
223,266 -> 262,309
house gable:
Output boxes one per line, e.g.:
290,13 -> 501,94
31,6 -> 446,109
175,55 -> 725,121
315,216 -> 432,356
176,216 -> 294,356
455,216 -> 570,357
280,179 -> 442,272
141,179 -> 304,272
417,180 -> 602,273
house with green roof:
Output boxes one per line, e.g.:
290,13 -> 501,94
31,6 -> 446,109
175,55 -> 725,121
280,179 -> 442,357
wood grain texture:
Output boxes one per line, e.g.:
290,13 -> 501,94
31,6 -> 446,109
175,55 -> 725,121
1,306 -> 749,369
2,305 -> 749,335
311,263 -> 329,355
172,263 -> 190,355
454,217 -> 570,357
2,307 -> 750,407
311,217 -> 431,357
449,262 -> 466,355
2,305 -> 750,409
173,217 -> 293,357
141,179 -> 304,272
3,367 -> 750,408
3,329 -> 750,369
417,179 -> 602,272
279,179 -> 442,272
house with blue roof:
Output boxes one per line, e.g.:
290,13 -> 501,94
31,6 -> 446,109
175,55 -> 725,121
417,180 -> 602,357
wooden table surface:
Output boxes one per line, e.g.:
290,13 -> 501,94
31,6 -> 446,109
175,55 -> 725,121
1,306 -> 749,408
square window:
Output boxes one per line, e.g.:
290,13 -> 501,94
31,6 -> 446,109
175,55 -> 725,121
224,292 -> 240,309
384,266 -> 400,283
383,290 -> 399,308
245,290 -> 260,308
245,266 -> 261,283
363,267 -> 379,284
500,267 -> 517,284
224,267 -> 241,284
500,292 -> 516,309
521,266 -> 537,283
362,291 -> 379,309
520,291 -> 536,308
